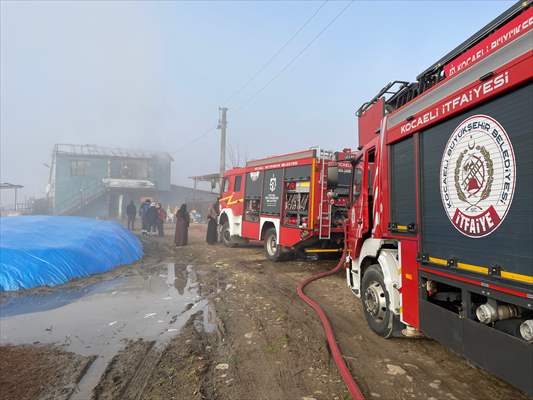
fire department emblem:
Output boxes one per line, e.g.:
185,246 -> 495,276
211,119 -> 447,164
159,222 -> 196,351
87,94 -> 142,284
249,171 -> 260,182
269,175 -> 277,192
440,115 -> 516,238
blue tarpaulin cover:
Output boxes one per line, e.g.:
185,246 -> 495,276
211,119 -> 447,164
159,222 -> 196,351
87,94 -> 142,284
0,216 -> 143,291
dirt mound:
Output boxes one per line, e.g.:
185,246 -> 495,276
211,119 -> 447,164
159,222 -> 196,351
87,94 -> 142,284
0,345 -> 95,400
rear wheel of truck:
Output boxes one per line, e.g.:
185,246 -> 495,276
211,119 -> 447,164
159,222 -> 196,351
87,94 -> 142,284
221,220 -> 236,247
264,228 -> 282,261
361,264 -> 394,338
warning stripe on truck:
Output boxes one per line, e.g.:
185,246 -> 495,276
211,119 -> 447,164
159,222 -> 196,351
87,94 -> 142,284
501,271 -> 533,284
420,266 -> 532,299
426,256 -> 533,285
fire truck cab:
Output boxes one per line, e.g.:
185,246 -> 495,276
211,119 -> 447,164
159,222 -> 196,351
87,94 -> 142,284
346,1 -> 533,394
219,148 -> 351,261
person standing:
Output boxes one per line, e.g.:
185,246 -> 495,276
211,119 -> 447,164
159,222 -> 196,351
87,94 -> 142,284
174,204 -> 190,246
206,201 -> 219,245
146,202 -> 159,235
139,199 -> 151,235
166,205 -> 174,224
156,203 -> 167,237
126,200 -> 136,230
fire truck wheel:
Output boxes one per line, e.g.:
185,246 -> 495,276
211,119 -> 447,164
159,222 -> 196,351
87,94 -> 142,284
221,220 -> 236,248
264,228 -> 282,261
361,264 -> 393,338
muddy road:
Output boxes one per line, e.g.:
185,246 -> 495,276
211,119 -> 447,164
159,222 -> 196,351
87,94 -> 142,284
0,224 -> 530,400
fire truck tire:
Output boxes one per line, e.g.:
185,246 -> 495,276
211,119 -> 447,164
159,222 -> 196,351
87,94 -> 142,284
361,264 -> 394,338
264,227 -> 282,261
221,220 -> 237,248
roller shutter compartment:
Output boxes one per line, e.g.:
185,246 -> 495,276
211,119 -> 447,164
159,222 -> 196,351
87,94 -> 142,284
389,136 -> 417,233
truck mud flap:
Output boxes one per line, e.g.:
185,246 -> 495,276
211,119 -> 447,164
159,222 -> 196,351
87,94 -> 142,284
420,299 -> 533,395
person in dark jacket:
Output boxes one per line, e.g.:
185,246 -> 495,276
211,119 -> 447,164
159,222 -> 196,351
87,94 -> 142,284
146,202 -> 159,235
139,199 -> 151,235
156,202 -> 167,237
174,204 -> 190,246
206,201 -> 219,245
126,200 -> 136,230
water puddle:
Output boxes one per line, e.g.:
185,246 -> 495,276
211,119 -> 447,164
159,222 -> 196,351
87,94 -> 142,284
0,262 -> 212,399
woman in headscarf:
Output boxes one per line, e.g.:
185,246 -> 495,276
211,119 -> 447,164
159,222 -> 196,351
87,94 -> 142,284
174,204 -> 190,246
206,200 -> 219,245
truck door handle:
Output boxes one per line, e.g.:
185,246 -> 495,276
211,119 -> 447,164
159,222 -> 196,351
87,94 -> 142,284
357,219 -> 363,225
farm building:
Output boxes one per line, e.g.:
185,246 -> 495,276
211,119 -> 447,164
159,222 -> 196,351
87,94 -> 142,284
48,144 -> 216,218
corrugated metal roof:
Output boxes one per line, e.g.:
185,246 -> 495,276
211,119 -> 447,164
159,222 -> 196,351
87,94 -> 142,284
54,144 -> 173,161
0,183 -> 24,189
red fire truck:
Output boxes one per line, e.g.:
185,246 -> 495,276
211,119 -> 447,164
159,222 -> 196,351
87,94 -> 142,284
219,148 -> 351,260
344,1 -> 532,393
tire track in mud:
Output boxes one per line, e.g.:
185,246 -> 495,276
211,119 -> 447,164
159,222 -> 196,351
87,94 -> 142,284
121,346 -> 163,400
140,312 -> 216,400
88,310 -> 216,400
92,339 -> 155,400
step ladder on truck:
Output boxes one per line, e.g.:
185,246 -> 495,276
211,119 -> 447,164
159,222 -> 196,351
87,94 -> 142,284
318,148 -> 332,241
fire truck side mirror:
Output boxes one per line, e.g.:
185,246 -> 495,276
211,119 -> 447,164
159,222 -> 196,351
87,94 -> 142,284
352,169 -> 363,199
327,166 -> 338,187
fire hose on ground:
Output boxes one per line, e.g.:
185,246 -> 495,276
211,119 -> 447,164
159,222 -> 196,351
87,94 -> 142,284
296,252 -> 366,400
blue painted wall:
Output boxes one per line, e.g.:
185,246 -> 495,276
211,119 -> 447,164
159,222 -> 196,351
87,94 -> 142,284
53,153 -> 172,215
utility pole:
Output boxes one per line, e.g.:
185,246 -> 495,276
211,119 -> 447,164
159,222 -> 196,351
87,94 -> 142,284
217,107 -> 228,189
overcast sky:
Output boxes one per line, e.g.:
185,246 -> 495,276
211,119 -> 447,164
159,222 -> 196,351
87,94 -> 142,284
0,0 -> 513,204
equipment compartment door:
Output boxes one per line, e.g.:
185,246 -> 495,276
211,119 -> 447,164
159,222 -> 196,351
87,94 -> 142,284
261,168 -> 283,216
242,170 -> 263,239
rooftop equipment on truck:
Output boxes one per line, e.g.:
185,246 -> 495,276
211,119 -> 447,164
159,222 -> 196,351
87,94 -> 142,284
345,1 -> 533,394
219,148 -> 351,260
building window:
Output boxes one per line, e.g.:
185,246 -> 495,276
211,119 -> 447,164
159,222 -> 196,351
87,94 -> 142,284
70,160 -> 90,176
119,160 -> 149,179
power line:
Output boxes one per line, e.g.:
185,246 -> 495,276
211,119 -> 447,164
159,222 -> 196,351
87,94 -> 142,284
174,125 -> 217,153
223,0 -> 329,105
234,0 -> 354,113
174,1 -> 329,155
173,1 -> 352,155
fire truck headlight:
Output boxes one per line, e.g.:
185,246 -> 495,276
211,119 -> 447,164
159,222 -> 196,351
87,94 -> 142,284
520,320 -> 533,342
